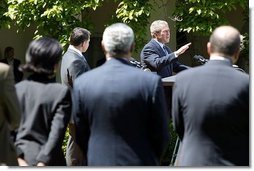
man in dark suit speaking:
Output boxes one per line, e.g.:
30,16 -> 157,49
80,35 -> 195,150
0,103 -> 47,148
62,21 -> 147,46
72,23 -> 170,166
140,20 -> 191,78
172,25 -> 249,166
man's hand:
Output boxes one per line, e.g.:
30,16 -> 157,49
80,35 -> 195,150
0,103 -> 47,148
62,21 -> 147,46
37,162 -> 46,166
17,157 -> 29,166
175,42 -> 192,57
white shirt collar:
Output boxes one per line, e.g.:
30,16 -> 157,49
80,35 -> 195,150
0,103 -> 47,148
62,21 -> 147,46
153,39 -> 165,49
69,45 -> 83,57
209,55 -> 231,62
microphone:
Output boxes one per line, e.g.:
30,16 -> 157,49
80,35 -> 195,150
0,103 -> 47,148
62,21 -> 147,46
193,55 -> 246,72
129,59 -> 150,71
193,55 -> 208,64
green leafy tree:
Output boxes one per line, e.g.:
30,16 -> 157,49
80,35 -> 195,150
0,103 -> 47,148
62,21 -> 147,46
173,0 -> 248,35
113,0 -> 152,50
5,0 -> 104,47
0,0 -> 10,28
3,0 -> 248,50
4,0 -> 152,50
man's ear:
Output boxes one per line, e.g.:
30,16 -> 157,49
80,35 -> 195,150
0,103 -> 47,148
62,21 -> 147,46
232,49 -> 240,64
207,42 -> 211,56
101,40 -> 106,53
130,42 -> 135,53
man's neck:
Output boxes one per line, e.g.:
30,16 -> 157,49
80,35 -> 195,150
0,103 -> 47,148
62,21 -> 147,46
69,45 -> 83,57
210,54 -> 232,63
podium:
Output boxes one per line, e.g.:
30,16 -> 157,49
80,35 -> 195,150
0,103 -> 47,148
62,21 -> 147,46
162,75 -> 176,87
161,75 -> 176,119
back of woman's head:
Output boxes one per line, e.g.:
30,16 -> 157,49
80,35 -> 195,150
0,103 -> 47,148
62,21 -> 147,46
22,37 -> 63,75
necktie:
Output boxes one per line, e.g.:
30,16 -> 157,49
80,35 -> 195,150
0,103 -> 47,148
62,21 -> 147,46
163,45 -> 168,55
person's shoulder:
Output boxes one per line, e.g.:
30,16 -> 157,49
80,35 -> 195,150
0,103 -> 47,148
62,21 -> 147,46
38,82 -> 71,99
46,82 -> 69,90
0,63 -> 11,79
232,68 -> 249,82
62,49 -> 74,57
0,62 -> 9,70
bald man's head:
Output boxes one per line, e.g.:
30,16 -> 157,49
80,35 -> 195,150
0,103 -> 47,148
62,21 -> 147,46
208,26 -> 240,57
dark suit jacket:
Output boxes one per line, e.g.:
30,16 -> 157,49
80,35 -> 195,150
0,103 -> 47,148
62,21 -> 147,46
172,59 -> 249,166
73,58 -> 170,166
140,39 -> 189,78
60,47 -> 90,88
15,74 -> 71,166
0,58 -> 23,83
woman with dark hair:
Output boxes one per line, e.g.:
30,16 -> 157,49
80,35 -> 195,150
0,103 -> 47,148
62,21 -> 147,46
14,37 -> 72,166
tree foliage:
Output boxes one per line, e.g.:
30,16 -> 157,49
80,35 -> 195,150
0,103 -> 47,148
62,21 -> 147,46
113,0 -> 152,50
5,0 -> 105,47
4,0 -> 152,49
0,0 -> 10,28
173,0 -> 248,35
1,0 -> 249,49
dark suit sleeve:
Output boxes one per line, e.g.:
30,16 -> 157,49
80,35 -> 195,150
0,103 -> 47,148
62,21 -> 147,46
141,44 -> 177,71
149,77 -> 170,158
36,87 -> 72,164
171,80 -> 184,140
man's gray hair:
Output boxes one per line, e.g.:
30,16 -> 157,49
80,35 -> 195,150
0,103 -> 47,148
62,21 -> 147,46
150,20 -> 168,35
102,23 -> 134,55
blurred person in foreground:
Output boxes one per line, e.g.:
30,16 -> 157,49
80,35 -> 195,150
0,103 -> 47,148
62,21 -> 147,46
0,63 -> 21,166
73,23 -> 170,166
172,25 -> 249,166
15,37 -> 71,166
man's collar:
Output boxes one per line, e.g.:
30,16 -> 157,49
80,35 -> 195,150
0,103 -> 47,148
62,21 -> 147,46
153,39 -> 165,49
69,45 -> 83,57
209,55 -> 231,62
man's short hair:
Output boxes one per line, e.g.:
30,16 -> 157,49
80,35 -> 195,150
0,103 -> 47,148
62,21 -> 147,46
150,20 -> 168,37
102,23 -> 134,56
70,27 -> 91,46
